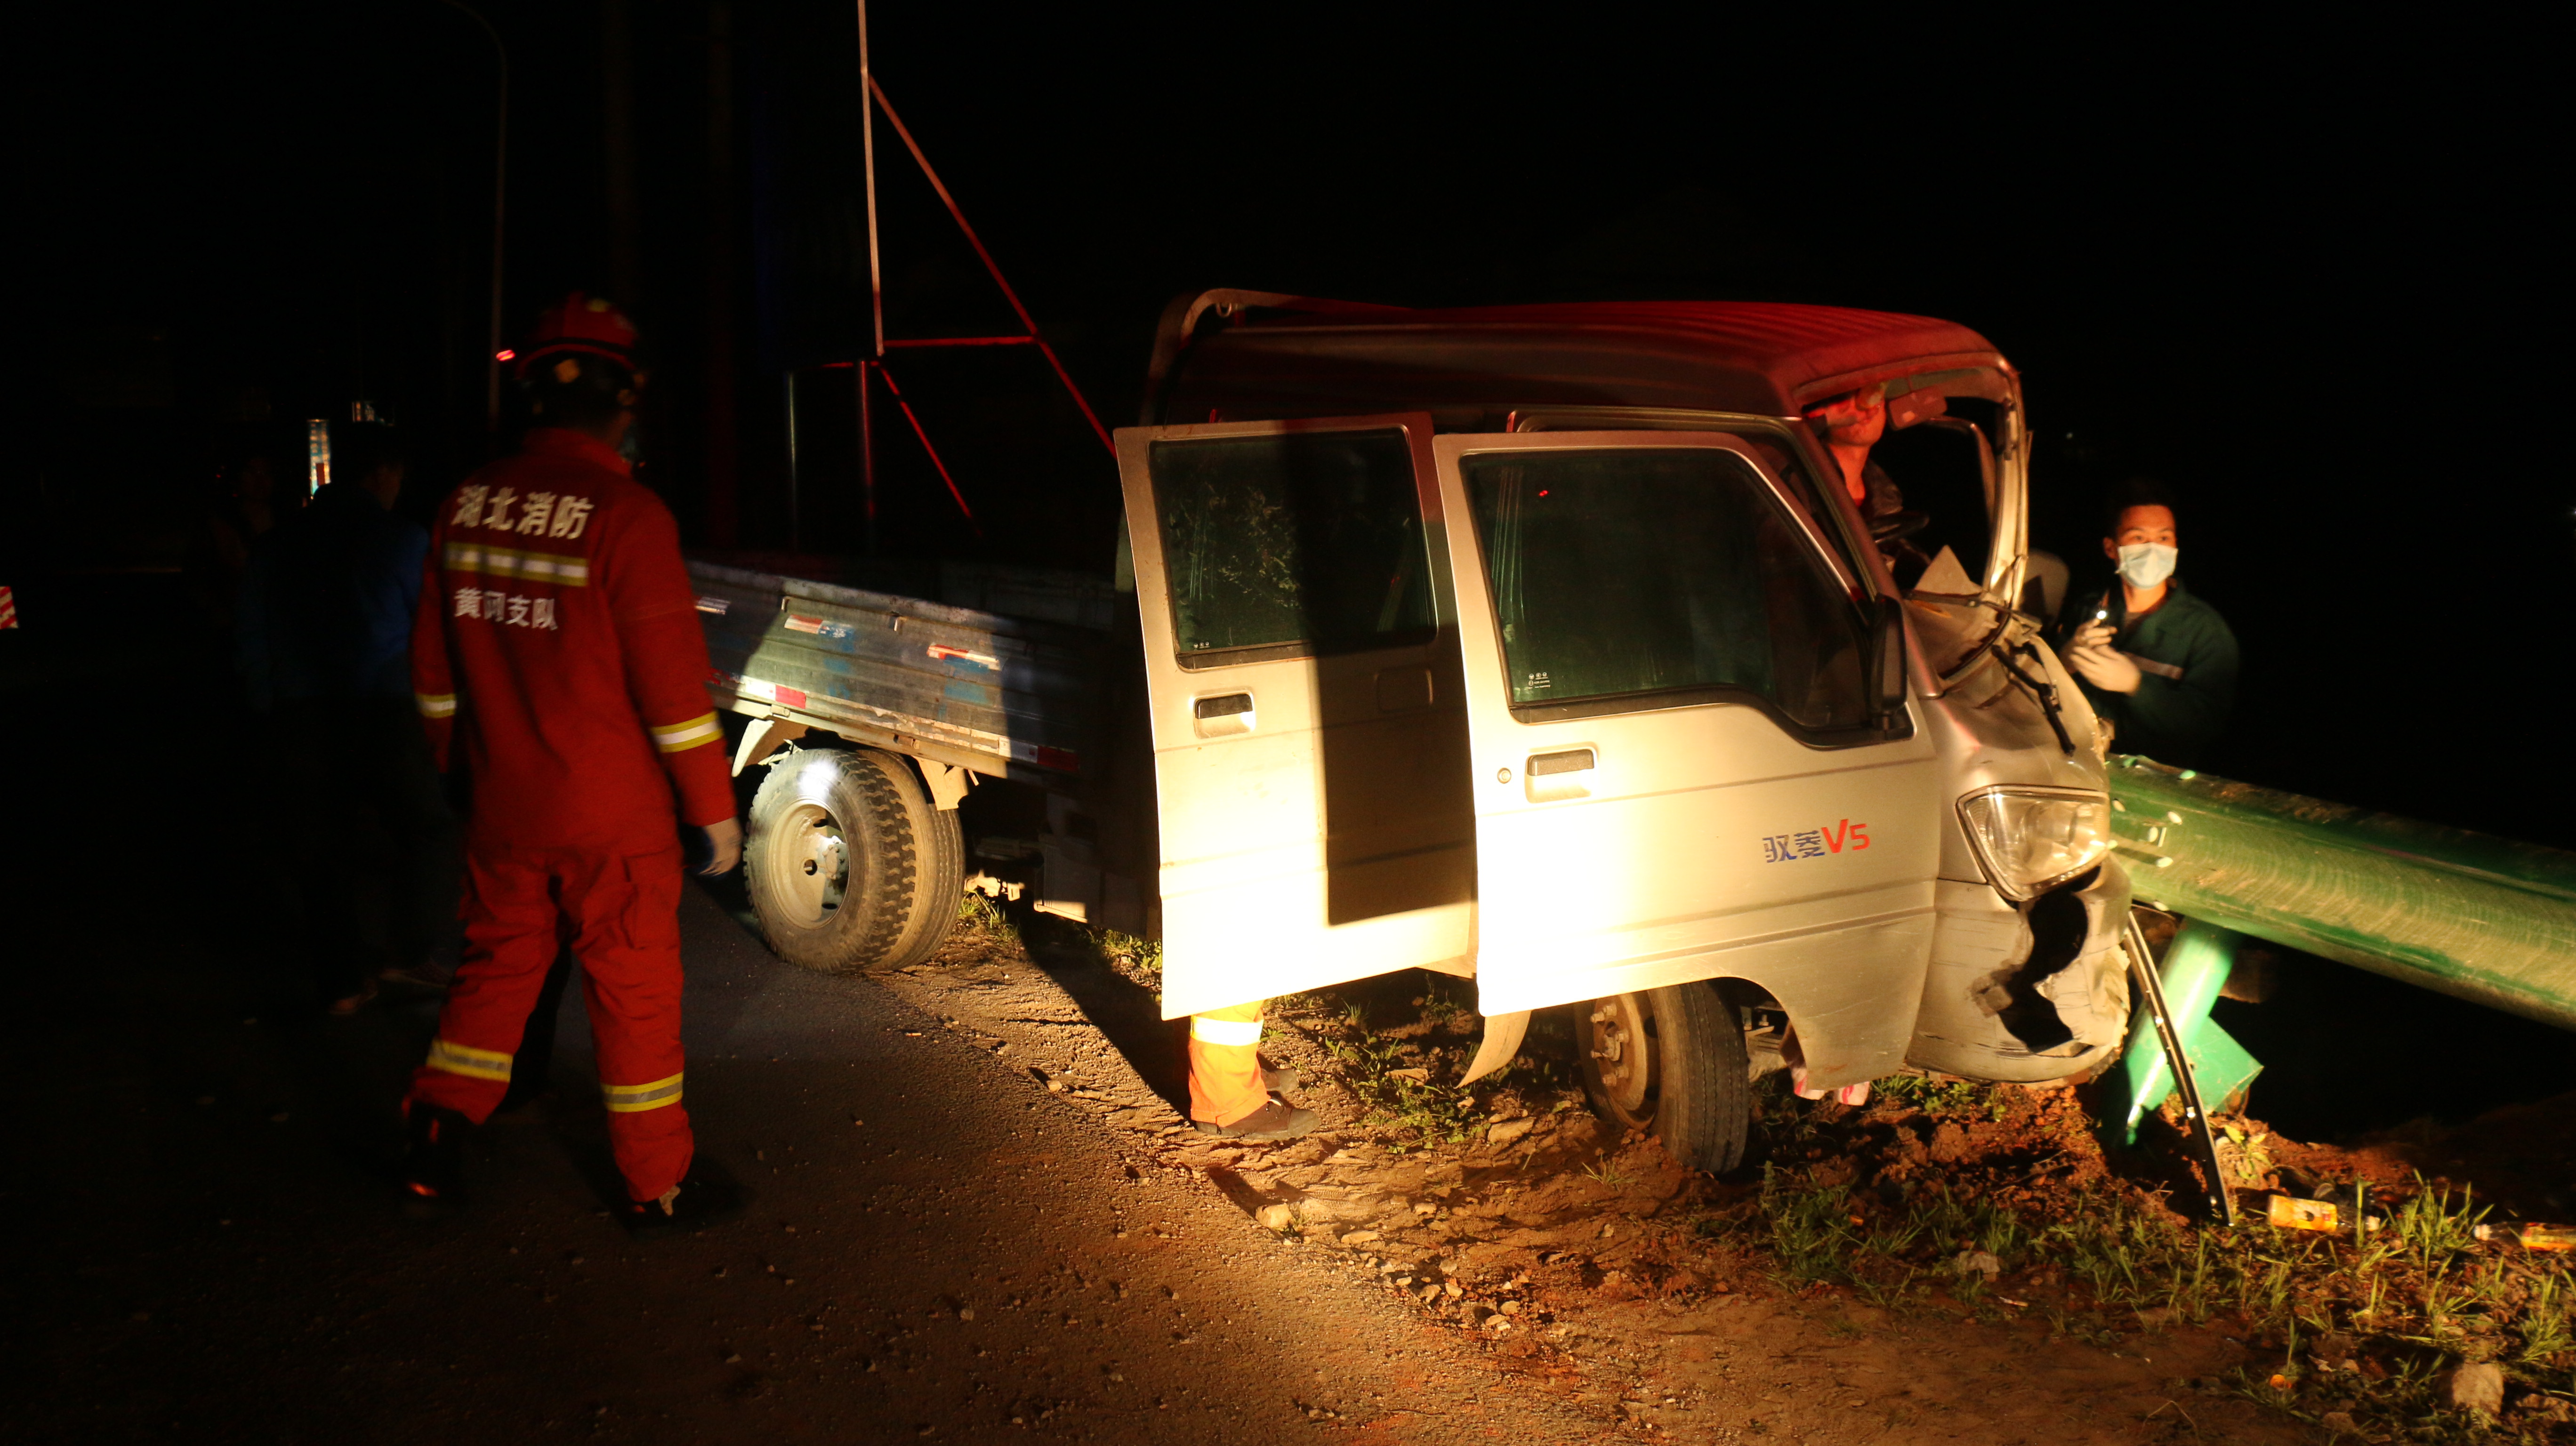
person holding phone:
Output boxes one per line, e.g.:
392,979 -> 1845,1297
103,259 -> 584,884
2060,479 -> 2239,766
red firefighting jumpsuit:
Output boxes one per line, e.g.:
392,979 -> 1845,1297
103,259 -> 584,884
406,427 -> 733,1203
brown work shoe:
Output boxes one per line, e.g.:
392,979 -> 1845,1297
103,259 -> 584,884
1193,1096 -> 1319,1141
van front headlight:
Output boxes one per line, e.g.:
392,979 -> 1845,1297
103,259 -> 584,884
1956,786 -> 2111,900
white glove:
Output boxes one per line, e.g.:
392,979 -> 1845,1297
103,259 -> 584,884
700,817 -> 743,876
2067,643 -> 2142,694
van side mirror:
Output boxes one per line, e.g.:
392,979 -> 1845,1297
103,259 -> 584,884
1870,595 -> 1909,719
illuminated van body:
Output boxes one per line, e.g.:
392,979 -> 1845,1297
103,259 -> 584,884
1122,293 -> 2128,1168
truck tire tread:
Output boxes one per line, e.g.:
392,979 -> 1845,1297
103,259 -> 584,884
745,747 -> 918,974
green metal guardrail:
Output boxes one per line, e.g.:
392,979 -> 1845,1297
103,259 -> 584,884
2096,758 -> 2576,1166
2104,757 -> 2576,1034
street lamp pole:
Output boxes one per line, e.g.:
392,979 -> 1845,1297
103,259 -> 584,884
442,0 -> 509,440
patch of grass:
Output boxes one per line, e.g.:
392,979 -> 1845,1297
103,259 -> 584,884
1090,929 -> 1161,993
2219,1122 -> 2275,1186
1735,1077 -> 2576,1443
1874,1073 -> 1984,1114
2521,1272 -> 2571,1366
956,889 -> 1020,942
1267,975 -> 1578,1152
1580,1160 -> 1633,1189
1314,1026 -> 1485,1150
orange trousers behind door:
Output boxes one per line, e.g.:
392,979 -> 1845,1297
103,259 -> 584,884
408,844 -> 692,1200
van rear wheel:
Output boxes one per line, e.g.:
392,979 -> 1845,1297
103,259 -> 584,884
1578,982 -> 1750,1173
745,747 -> 960,973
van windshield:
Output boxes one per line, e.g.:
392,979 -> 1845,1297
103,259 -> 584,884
1462,447 -> 1872,731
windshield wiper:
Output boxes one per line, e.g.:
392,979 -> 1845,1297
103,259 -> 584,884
1932,596 -> 2015,689
1996,641 -> 2077,755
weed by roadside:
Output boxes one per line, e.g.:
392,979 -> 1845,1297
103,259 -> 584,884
1272,975 -> 1584,1153
1092,930 -> 1161,997
956,890 -> 1019,944
1725,1073 -> 2576,1443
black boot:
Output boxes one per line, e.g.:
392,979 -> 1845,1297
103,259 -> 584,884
401,1104 -> 473,1217
613,1164 -> 748,1241
1192,1095 -> 1320,1141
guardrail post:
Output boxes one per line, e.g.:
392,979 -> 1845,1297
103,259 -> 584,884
2104,917 -> 2263,1148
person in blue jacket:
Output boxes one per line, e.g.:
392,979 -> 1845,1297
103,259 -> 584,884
240,422 -> 459,1012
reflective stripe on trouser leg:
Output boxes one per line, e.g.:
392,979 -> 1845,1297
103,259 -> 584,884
603,1072 -> 684,1112
1188,999 -> 1269,1127
427,1037 -> 514,1082
408,848 -> 565,1125
571,847 -> 694,1202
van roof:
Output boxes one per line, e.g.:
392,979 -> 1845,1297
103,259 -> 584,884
1149,293 -> 2011,426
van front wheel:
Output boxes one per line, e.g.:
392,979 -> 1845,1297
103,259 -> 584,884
1578,982 -> 1750,1173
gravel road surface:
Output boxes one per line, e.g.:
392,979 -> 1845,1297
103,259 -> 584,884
2,585 -> 1609,1445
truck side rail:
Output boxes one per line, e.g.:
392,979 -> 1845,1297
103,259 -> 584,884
689,559 -> 1109,785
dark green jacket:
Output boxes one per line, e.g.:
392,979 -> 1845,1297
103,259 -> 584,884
2058,578 -> 2239,766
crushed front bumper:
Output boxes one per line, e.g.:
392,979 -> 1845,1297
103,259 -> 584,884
1902,861 -> 2133,1084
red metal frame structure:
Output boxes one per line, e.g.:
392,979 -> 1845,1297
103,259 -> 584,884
795,1 -> 1112,551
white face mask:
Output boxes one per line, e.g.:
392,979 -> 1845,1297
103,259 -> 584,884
2117,543 -> 2177,589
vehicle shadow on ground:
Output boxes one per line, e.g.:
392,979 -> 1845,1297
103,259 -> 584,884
688,872 -> 1195,1113
989,905 -> 1192,1111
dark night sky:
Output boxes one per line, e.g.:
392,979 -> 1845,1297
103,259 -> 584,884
11,3 -> 2567,842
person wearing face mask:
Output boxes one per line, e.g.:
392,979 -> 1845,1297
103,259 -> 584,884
2059,479 -> 2239,765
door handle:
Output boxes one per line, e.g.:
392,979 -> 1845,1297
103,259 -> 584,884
1524,747 -> 1594,803
1192,692 -> 1255,738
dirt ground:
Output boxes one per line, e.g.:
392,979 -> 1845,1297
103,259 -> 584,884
11,574 -> 2568,1445
871,902 -> 2576,1444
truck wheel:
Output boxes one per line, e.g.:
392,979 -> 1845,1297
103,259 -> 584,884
879,762 -> 966,971
1578,982 -> 1751,1173
746,747 -> 949,974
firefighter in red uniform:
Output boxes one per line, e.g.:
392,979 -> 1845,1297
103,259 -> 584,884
401,295 -> 743,1235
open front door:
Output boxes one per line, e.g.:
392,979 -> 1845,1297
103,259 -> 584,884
1120,415 -> 1475,1020
1434,431 -> 1942,1087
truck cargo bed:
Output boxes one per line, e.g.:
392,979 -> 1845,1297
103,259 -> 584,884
689,559 -> 1111,786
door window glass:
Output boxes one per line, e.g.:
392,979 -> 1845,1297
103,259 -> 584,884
1464,447 -> 1871,731
1151,430 -> 1434,659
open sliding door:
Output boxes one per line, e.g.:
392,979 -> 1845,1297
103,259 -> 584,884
1119,415 -> 1476,1020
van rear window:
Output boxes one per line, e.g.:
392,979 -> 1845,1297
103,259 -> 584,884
1463,447 -> 1871,732
1150,431 -> 1434,661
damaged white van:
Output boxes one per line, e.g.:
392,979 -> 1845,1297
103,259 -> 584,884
1119,293 -> 2127,1169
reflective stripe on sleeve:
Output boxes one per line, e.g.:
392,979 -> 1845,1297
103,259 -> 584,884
650,712 -> 723,755
1190,1016 -> 1264,1046
415,691 -> 458,719
602,1072 -> 685,1112
426,1037 -> 513,1082
2122,651 -> 2187,682
441,539 -> 592,587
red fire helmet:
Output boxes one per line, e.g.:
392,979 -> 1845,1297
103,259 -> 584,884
515,293 -> 642,381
